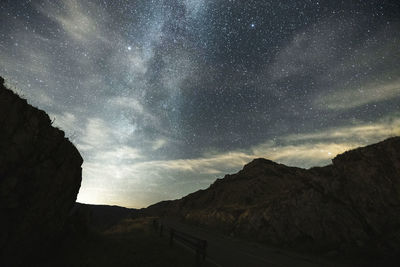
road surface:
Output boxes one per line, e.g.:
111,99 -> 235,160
160,217 -> 348,267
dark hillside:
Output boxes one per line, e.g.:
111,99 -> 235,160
147,137 -> 400,260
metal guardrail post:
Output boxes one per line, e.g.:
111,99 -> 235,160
195,246 -> 201,267
153,219 -> 158,230
155,222 -> 208,266
202,240 -> 207,260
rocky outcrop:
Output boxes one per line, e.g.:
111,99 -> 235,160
147,137 -> 400,256
0,77 -> 83,265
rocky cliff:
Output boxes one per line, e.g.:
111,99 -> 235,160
147,137 -> 400,256
0,77 -> 83,265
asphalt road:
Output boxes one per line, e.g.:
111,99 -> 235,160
160,218 -> 347,267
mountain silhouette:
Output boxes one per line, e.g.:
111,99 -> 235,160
147,137 -> 400,257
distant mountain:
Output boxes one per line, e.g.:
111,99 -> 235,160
147,137 -> 400,256
74,203 -> 139,232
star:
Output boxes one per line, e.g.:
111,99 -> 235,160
1,0 -> 398,208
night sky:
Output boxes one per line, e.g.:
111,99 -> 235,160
1,0 -> 399,208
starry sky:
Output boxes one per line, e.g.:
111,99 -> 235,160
1,0 -> 399,208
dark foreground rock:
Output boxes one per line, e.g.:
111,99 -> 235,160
147,137 -> 400,258
0,77 -> 83,265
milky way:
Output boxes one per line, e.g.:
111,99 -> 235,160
1,0 -> 399,207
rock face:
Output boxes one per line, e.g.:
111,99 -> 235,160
147,137 -> 400,256
0,77 -> 83,264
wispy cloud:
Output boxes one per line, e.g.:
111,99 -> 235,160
107,96 -> 159,124
0,34 -> 55,107
285,117 -> 400,143
267,17 -> 400,111
132,142 -> 350,176
78,118 -> 113,151
132,116 -> 400,176
40,0 -> 109,44
314,79 -> 400,110
134,151 -> 254,175
94,146 -> 142,163
73,113 -> 400,208
268,18 -> 353,81
152,138 -> 167,150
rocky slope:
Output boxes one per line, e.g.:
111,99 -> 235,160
147,137 -> 400,256
0,77 -> 83,265
74,203 -> 139,232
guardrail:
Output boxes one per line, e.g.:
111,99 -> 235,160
153,219 -> 208,267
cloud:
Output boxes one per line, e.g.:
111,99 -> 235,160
133,142 -> 349,176
131,116 -> 400,178
126,51 -> 149,75
77,118 -> 112,151
152,138 -> 167,150
266,17 -> 400,109
253,116 -> 400,166
252,142 -> 359,168
314,79 -> 400,110
108,96 -> 145,115
74,113 -> 400,208
106,96 -> 162,135
0,33 -> 56,107
94,146 -> 142,163
286,116 -> 400,142
73,116 -> 145,206
133,151 -> 254,175
40,0 -> 109,44
268,18 -> 351,81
